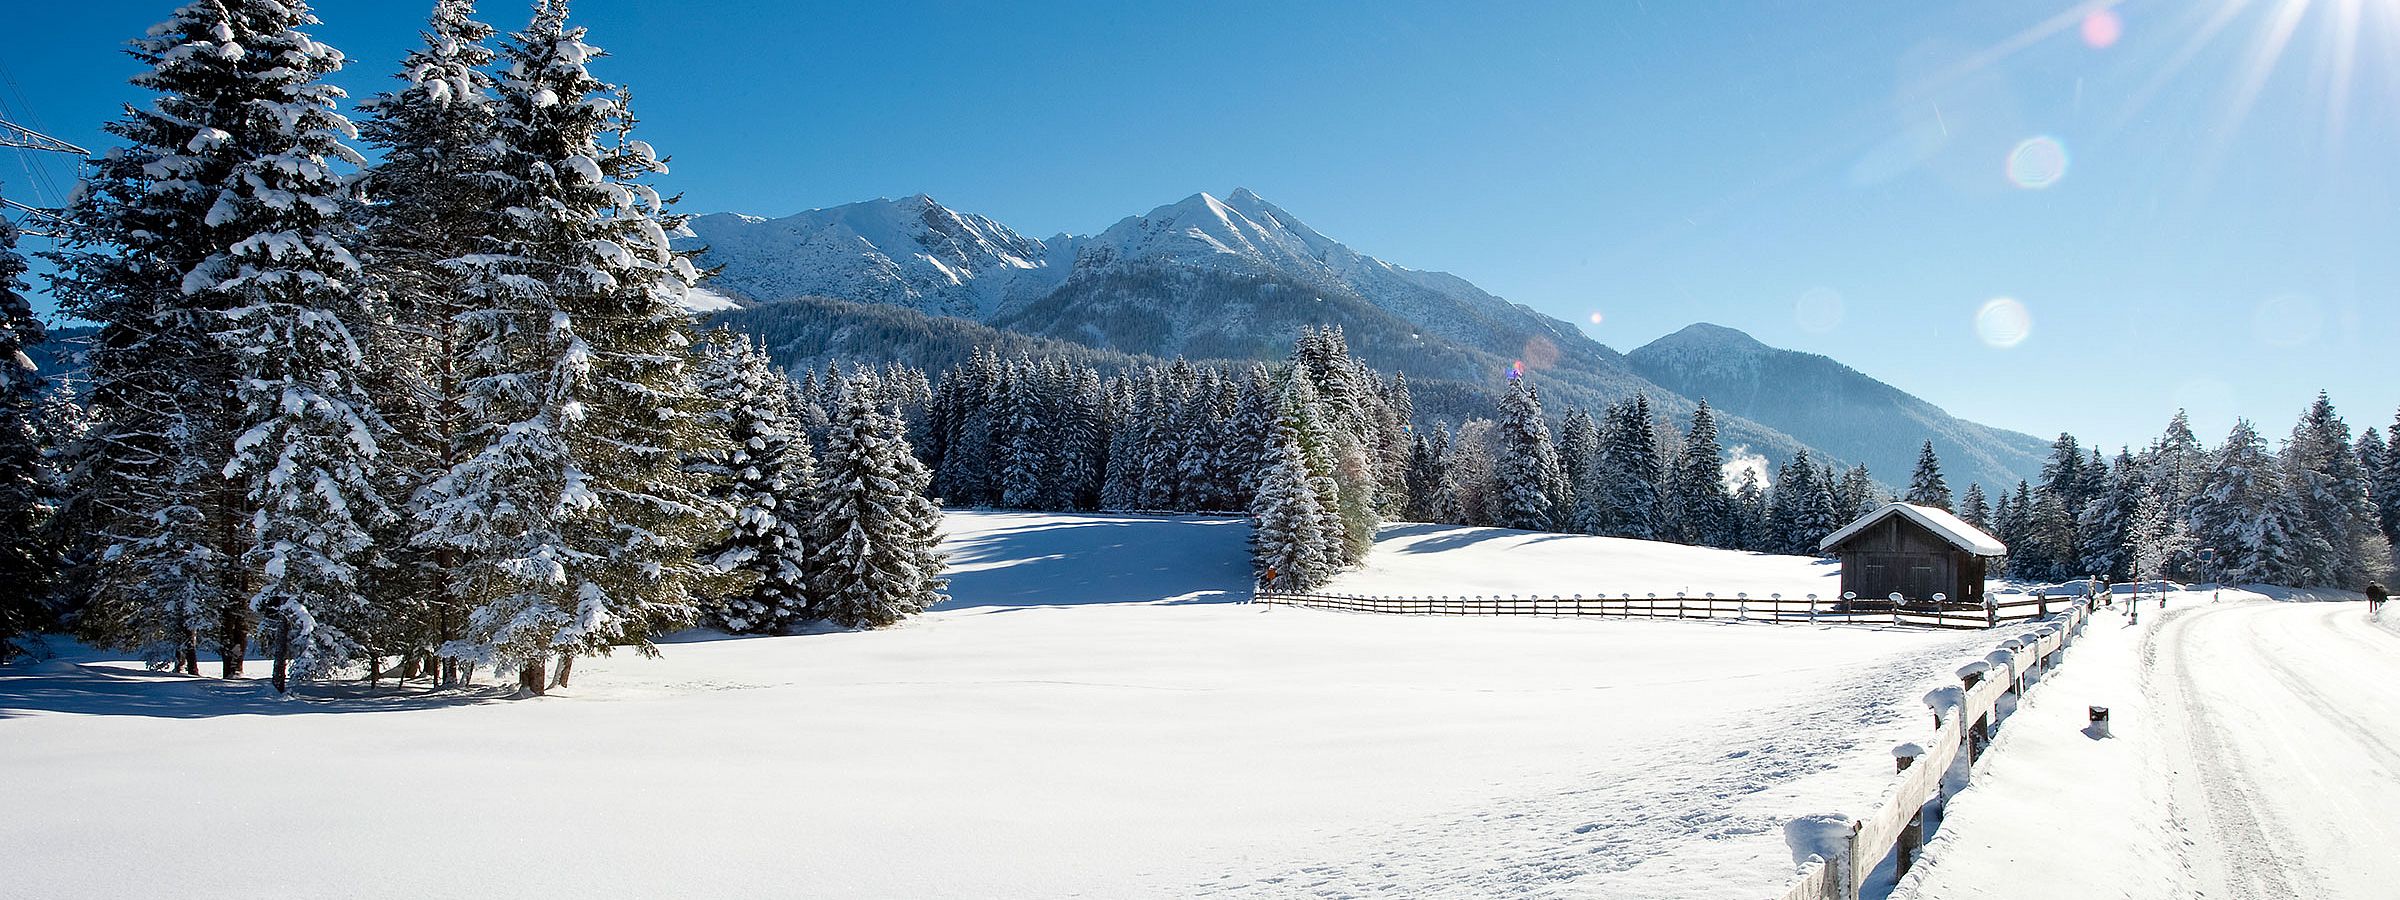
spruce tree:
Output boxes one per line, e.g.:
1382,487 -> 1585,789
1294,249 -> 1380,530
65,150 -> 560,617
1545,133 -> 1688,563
188,2 -> 389,691
2191,419 -> 2319,586
1729,468 -> 1771,552
2382,416 -> 2400,544
2370,420 -> 2400,548
357,0 -> 503,679
52,1 -> 380,677
1959,483 -> 1992,533
691,329 -> 813,634
0,193 -> 55,660
1250,418 -> 1333,591
1098,376 -> 1144,510
2075,454 -> 2139,583
2282,393 -> 2387,587
1402,431 -> 1448,523
418,3 -> 723,693
1490,378 -> 1562,531
1665,400 -> 1731,546
1833,464 -> 1878,523
806,371 -> 948,628
1589,397 -> 1664,540
1905,441 -> 1952,511
994,362 -> 1046,509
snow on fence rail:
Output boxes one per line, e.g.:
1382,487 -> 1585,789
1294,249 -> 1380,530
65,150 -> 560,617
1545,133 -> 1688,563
1252,590 -> 2073,629
1776,600 -> 2093,900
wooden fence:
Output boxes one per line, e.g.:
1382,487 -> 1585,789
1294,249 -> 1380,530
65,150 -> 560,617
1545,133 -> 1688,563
1253,589 -> 2072,629
1775,600 -> 2093,900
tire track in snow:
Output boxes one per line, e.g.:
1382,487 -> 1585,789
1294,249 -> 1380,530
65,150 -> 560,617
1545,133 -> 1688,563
2147,603 -> 2318,900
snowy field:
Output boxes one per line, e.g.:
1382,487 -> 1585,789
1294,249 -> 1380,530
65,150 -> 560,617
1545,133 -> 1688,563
4,513 -> 1999,899
1321,521 -> 1844,601
1895,590 -> 2400,900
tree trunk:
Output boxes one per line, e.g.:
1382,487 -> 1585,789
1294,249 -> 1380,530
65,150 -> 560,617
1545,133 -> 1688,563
518,659 -> 546,696
554,653 -> 574,688
217,604 -> 246,679
440,656 -> 457,688
179,630 -> 200,676
270,618 -> 292,694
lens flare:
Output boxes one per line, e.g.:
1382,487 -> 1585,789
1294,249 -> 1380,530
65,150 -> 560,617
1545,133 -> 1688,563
1975,297 -> 2033,348
2081,10 -> 2122,49
1587,311 -> 1606,325
2253,293 -> 2324,347
2007,136 -> 2069,189
1795,287 -> 1844,333
1507,360 -> 1525,382
1521,336 -> 1561,370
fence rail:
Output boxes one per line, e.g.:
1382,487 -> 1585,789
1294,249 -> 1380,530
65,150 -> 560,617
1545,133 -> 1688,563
1777,600 -> 2094,900
1253,589 -> 2072,629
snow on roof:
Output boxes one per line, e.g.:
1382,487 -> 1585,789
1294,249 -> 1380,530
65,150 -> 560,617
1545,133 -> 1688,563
1817,502 -> 2007,557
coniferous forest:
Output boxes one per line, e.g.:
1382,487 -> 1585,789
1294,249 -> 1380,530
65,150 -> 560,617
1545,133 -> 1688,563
4,0 -> 2396,686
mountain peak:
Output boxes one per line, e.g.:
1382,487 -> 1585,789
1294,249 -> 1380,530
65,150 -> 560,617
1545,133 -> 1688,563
1645,322 -> 1769,354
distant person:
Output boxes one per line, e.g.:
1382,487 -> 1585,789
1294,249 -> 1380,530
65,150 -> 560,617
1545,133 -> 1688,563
2369,582 -> 2389,615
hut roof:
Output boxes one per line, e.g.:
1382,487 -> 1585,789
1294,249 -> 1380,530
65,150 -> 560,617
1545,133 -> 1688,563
1818,502 -> 2007,557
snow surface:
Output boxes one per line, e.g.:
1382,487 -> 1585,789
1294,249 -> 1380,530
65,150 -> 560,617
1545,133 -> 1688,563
1895,591 -> 2400,900
679,283 -> 740,312
3,512 -> 2003,899
1324,520 -> 1845,602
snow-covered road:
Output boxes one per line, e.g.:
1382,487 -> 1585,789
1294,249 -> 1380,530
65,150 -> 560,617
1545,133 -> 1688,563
2151,600 -> 2400,900
1899,596 -> 2400,900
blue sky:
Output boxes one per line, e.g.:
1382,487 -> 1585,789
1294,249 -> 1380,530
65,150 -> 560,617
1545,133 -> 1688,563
6,0 -> 2397,455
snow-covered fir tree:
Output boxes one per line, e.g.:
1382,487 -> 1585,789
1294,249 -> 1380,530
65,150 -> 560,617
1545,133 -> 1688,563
1557,407 -> 1599,529
2189,420 -> 2318,586
691,329 -> 814,634
0,192 -> 55,660
52,1 -> 383,676
1770,449 -> 1839,555
184,2 -> 390,691
417,3 -> 724,693
1959,483 -> 1992,533
1402,429 -> 1448,523
1831,464 -> 1878,523
1490,378 -> 1562,531
1665,400 -> 1732,547
1729,468 -> 1771,552
806,370 -> 947,628
2075,453 -> 2139,583
2371,420 -> 2400,550
2127,486 -> 2194,586
994,361 -> 1048,509
355,0 -> 503,681
2281,393 -> 2389,588
1905,441 -> 1952,511
1586,397 -> 1663,540
1250,412 -> 1334,591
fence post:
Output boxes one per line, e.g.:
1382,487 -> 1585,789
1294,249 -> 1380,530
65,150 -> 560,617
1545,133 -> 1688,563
1846,819 -> 1865,900
1890,593 -> 1904,627
1677,596 -> 1687,619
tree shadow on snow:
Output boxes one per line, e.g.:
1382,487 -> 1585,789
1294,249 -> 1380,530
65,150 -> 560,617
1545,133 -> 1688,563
934,516 -> 1254,611
1390,526 -> 1533,555
0,658 -> 511,720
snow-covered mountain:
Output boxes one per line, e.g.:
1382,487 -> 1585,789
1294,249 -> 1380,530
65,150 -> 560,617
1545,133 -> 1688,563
687,194 -> 1070,319
1627,323 -> 2050,495
686,190 -> 2047,487
687,188 -> 1596,360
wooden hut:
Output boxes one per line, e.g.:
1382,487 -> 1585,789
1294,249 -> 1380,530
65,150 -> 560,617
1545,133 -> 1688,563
1817,502 -> 2007,608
